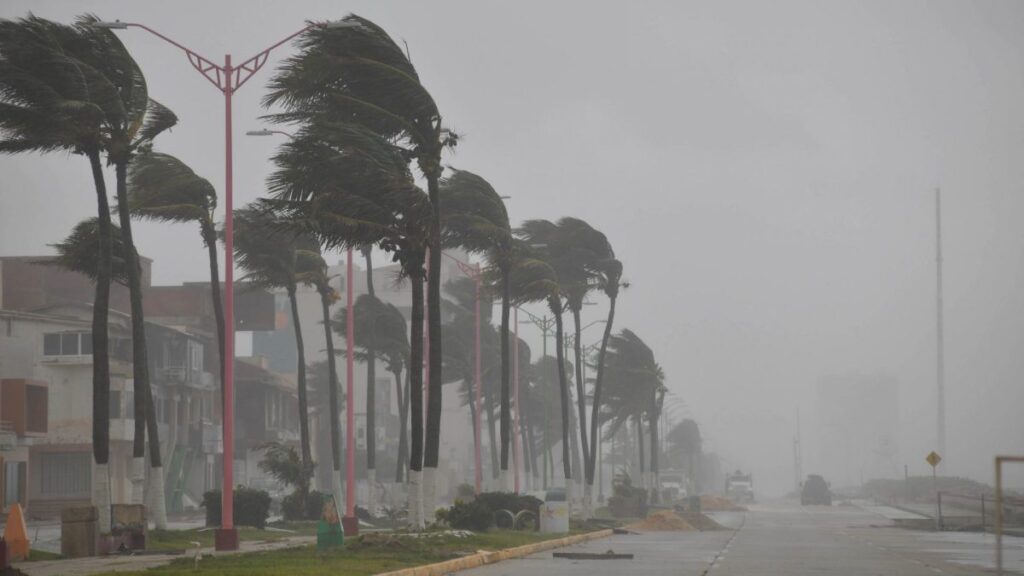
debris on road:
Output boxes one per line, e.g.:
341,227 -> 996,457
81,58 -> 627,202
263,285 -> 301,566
553,549 -> 634,560
700,495 -> 747,512
626,510 -> 696,532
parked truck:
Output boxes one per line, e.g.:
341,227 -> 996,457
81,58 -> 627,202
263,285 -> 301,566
725,470 -> 754,504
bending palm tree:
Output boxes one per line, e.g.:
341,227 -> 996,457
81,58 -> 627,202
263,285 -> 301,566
233,203 -> 321,513
266,123 -> 432,526
0,15 -> 169,531
439,169 -> 514,488
599,329 -> 666,501
265,15 -> 457,516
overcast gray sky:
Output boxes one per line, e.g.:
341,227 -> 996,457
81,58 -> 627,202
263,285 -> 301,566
3,0 -> 1024,495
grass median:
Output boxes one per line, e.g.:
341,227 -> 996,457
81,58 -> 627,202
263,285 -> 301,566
94,529 -> 579,576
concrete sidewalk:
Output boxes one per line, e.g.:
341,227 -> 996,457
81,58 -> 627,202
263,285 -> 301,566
15,535 -> 315,576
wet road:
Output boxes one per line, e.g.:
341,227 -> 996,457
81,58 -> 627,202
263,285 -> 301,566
458,502 -> 1024,575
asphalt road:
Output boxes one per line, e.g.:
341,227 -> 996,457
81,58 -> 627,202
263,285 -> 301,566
458,502 -> 1024,575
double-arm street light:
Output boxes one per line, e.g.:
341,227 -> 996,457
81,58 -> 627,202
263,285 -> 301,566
93,18 -> 355,550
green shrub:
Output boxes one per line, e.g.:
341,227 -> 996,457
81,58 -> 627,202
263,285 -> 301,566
435,498 -> 493,532
281,490 -> 325,521
475,492 -> 542,516
202,487 -> 272,529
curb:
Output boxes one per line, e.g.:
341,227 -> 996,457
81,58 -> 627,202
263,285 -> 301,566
375,529 -> 615,576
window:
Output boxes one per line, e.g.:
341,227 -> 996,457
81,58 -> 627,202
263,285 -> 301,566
40,452 -> 91,496
60,333 -> 79,355
43,332 -> 90,356
43,334 -> 61,356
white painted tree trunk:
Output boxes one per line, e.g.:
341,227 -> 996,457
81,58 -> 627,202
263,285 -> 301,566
407,469 -> 423,529
367,468 -> 377,517
566,480 -> 575,518
332,469 -> 344,523
422,467 -> 437,526
93,463 -> 111,534
500,469 -> 512,493
582,482 -> 593,519
130,457 -> 145,505
149,466 -> 168,529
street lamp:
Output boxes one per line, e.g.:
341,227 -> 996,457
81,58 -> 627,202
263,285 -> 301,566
94,18 -> 341,551
245,126 -> 357,532
442,252 -> 484,494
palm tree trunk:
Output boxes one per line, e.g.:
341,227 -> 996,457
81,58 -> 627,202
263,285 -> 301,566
635,416 -> 645,487
393,367 -> 407,484
363,248 -> 377,513
550,297 -> 572,491
89,150 -> 112,534
424,167 -> 444,521
649,401 -> 660,504
571,306 -> 592,514
114,161 -> 149,503
287,286 -> 312,488
587,294 -> 616,484
483,384 -> 499,480
319,285 -> 343,513
408,266 -> 425,527
499,271 -> 511,489
201,222 -> 226,397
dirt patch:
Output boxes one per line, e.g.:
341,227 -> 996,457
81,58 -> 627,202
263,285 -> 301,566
626,510 -> 696,532
700,495 -> 747,512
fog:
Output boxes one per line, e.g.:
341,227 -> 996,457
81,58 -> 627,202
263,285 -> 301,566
3,0 -> 1024,496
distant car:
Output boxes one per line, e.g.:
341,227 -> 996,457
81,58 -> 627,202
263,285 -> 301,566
801,474 -> 832,505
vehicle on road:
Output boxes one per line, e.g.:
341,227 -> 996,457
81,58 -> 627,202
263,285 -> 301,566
725,470 -> 754,503
660,470 -> 689,502
800,474 -> 832,505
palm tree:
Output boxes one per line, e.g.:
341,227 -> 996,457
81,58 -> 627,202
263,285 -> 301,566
599,329 -> 666,502
334,291 -> 399,513
233,203 -> 321,512
586,254 -> 622,506
439,169 -> 515,487
1,14 -> 171,531
518,218 -> 614,513
265,15 -> 457,517
265,123 -> 432,526
128,152 -> 224,395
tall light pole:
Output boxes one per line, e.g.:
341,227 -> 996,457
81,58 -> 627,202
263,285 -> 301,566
935,188 -> 946,470
442,252 -> 483,494
518,308 -> 556,488
94,18 -> 352,551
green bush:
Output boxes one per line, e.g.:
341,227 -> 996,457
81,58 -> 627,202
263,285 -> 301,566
202,487 -> 272,529
281,490 -> 325,521
435,498 -> 493,532
475,492 -> 542,516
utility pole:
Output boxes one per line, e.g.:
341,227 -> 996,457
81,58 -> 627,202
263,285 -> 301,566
935,188 -> 947,470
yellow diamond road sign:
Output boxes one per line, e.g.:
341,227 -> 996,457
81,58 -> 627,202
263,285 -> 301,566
926,451 -> 942,468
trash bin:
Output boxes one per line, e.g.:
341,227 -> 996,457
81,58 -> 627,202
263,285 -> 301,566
61,506 -> 98,558
539,488 -> 569,534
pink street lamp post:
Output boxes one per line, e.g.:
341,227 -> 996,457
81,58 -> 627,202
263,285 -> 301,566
442,252 -> 483,494
94,18 -> 352,551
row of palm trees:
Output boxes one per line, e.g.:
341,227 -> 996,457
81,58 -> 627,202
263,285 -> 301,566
0,12 -> 675,527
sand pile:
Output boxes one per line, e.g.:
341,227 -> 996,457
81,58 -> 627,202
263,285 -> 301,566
700,495 -> 746,512
626,510 -> 696,532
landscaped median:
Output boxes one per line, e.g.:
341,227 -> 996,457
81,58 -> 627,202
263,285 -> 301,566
65,528 -> 614,576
